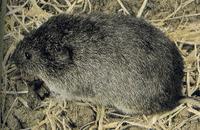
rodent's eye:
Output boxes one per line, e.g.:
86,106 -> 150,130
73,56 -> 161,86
25,52 -> 32,60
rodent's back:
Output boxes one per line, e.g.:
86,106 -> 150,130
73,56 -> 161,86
13,14 -> 184,115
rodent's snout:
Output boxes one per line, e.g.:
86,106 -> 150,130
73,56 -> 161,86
10,50 -> 20,66
10,48 -> 32,68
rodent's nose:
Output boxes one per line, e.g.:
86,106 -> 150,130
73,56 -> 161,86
9,52 -> 19,65
9,55 -> 15,65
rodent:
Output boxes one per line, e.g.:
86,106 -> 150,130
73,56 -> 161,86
11,13 -> 187,115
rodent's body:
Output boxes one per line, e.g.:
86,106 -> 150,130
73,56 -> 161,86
12,14 -> 184,115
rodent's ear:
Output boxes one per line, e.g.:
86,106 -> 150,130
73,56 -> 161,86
55,46 -> 74,64
44,44 -> 74,65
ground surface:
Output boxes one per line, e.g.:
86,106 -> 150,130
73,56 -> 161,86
1,0 -> 200,130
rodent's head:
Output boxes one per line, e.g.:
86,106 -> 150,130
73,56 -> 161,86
11,15 -> 75,78
11,36 -> 45,76
11,13 -> 98,78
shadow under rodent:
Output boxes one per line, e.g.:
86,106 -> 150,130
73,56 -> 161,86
11,13 -> 199,115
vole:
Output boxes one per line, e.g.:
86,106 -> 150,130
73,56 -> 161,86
11,13 -> 193,115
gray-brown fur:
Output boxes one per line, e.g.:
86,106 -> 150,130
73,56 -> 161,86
12,13 -> 184,115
